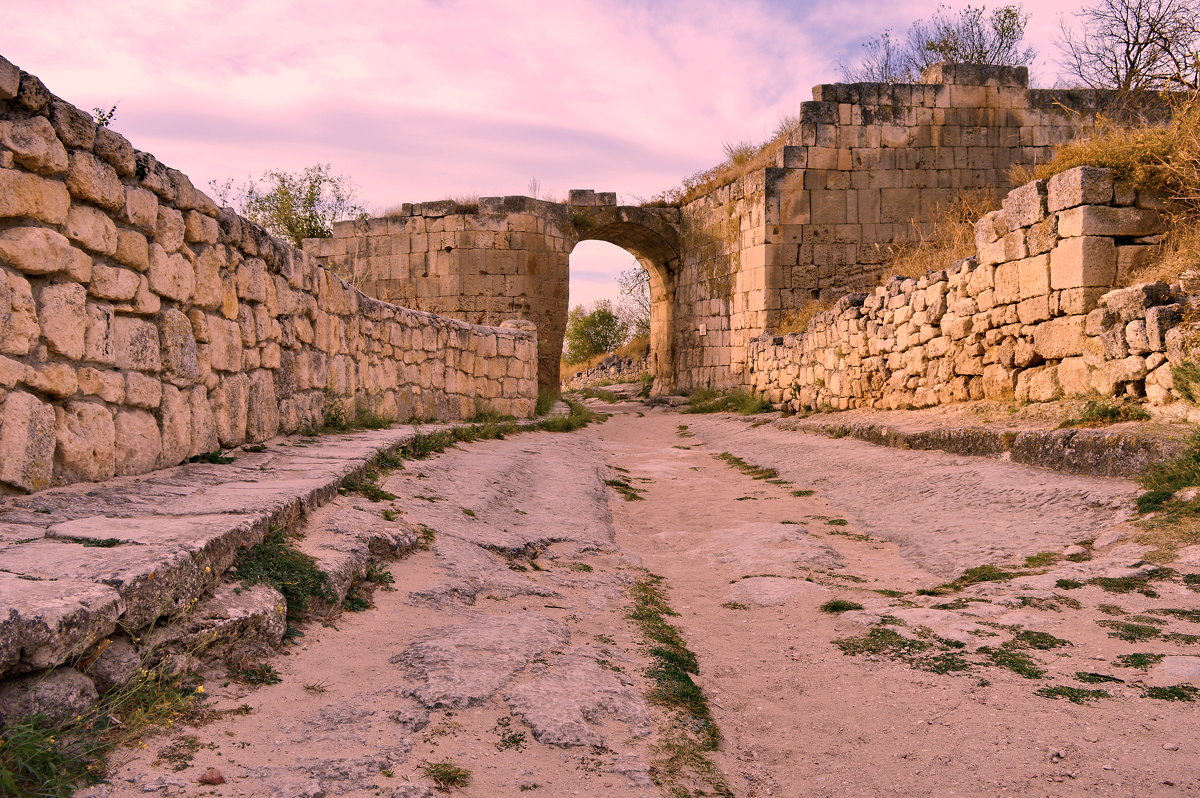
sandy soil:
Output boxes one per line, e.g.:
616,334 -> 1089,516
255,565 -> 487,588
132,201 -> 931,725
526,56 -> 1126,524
90,401 -> 1200,798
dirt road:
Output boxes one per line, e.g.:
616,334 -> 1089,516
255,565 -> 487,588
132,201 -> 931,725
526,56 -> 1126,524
95,402 -> 1200,798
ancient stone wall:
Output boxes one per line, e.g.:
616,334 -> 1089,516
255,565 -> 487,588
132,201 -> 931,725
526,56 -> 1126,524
562,355 -> 650,391
311,64 -> 1152,396
0,56 -> 537,494
747,167 -> 1192,411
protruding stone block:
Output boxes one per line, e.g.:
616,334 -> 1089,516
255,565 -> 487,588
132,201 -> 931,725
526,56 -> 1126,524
1049,236 -> 1116,289
0,391 -> 56,492
1047,166 -> 1114,211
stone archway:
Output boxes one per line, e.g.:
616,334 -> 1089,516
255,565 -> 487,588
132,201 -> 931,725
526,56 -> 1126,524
564,205 -> 682,395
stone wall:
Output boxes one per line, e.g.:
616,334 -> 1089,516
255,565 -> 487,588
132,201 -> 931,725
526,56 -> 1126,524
748,166 -> 1192,411
309,64 -> 1156,396
562,356 -> 650,391
0,55 -> 537,494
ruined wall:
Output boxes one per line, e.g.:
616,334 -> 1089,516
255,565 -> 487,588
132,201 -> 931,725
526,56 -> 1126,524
748,167 -> 1190,410
304,197 -> 573,393
311,64 -> 1145,396
0,56 -> 537,494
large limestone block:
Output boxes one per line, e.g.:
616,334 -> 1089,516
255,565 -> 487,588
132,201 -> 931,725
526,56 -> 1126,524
25,363 -> 77,398
49,101 -> 97,149
1032,316 -> 1087,359
94,127 -> 137,178
77,366 -> 122,403
155,205 -> 186,252
54,400 -> 116,482
0,391 -> 56,491
0,169 -> 71,224
147,243 -> 194,302
112,315 -> 161,373
1016,254 -> 1050,299
159,384 -> 192,466
89,264 -> 140,301
0,116 -> 67,174
65,204 -> 118,256
38,281 -> 87,359
0,572 -> 123,673
1057,205 -> 1164,238
246,370 -> 279,442
0,226 -> 91,281
1099,283 -> 1173,322
189,386 -> 220,455
1047,166 -> 1114,212
124,372 -> 162,410
212,373 -> 249,447
1001,179 -> 1047,229
160,308 -> 200,386
1016,364 -> 1061,402
1057,356 -> 1091,396
119,185 -> 159,234
1049,236 -> 1116,290
84,302 -> 115,365
114,409 -> 162,476
980,363 -> 1015,399
113,229 -> 149,272
66,150 -> 124,211
0,269 -> 40,355
1090,355 -> 1148,395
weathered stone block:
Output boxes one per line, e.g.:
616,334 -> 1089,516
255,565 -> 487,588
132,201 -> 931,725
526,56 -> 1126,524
147,244 -> 194,302
1046,166 -> 1114,212
49,101 -> 96,149
0,116 -> 67,174
112,315 -> 162,372
25,363 -> 77,398
1100,282 -> 1173,321
1049,236 -> 1116,289
0,391 -> 56,491
158,385 -> 192,466
1001,179 -> 1047,229
1146,303 -> 1182,351
66,150 -> 124,211
1032,316 -> 1087,359
38,282 -> 87,359
94,127 -> 136,178
114,409 -> 162,475
84,303 -> 115,365
65,204 -> 118,256
0,668 -> 97,727
0,269 -> 39,356
0,226 -> 91,281
155,205 -> 185,252
0,168 -> 71,223
1057,356 -> 1091,396
89,264 -> 140,301
1016,254 -> 1049,299
160,308 -> 200,386
1057,205 -> 1165,238
54,400 -> 116,482
212,373 -> 249,447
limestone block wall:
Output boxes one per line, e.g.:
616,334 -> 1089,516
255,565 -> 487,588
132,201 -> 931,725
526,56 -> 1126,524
304,197 -> 572,392
0,56 -> 537,494
747,167 -> 1188,410
562,356 -> 650,391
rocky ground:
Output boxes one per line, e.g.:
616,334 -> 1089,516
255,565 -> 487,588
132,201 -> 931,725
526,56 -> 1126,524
86,395 -> 1200,798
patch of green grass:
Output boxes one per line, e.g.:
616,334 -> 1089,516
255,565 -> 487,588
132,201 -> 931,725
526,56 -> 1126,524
874,589 -> 905,597
188,450 -> 236,464
1024,552 -> 1058,567
421,761 -> 472,791
1149,607 -> 1200,623
1184,573 -> 1200,590
721,602 -> 749,610
0,715 -> 100,797
339,476 -> 396,502
1006,630 -> 1073,650
714,452 -> 779,480
980,647 -> 1045,679
1089,576 -> 1158,597
234,527 -> 334,623
1074,672 -> 1125,684
835,628 -> 931,657
1097,620 -> 1162,642
1142,684 -> 1199,701
566,562 -> 593,573
1136,489 -> 1175,514
1034,685 -> 1110,704
1098,603 -> 1127,615
1114,652 -> 1165,669
927,564 -> 1022,595
791,489 -> 815,497
1163,632 -> 1200,644
682,389 -> 772,415
1018,594 -> 1082,612
819,599 -> 864,614
231,663 -> 282,685
535,390 -> 558,417
78,538 -> 121,548
605,476 -> 646,501
1058,400 -> 1150,428
574,388 -> 620,402
1055,579 -> 1085,590
381,508 -> 399,522
1141,432 -> 1200,494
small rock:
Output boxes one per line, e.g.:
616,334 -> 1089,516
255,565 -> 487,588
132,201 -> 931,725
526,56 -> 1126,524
1163,743 -> 1180,751
198,768 -> 225,785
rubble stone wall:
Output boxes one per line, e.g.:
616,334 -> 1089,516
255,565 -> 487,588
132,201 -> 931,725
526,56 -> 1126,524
748,167 -> 1191,411
0,56 -> 537,494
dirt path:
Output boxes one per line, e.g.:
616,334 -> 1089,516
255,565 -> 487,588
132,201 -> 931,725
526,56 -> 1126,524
93,402 -> 1200,798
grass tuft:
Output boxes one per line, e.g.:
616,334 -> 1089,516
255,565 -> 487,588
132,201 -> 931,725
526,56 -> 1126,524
820,599 -> 864,614
421,761 -> 472,791
1035,685 -> 1110,704
1058,399 -> 1151,428
682,389 -> 771,415
234,527 -> 334,623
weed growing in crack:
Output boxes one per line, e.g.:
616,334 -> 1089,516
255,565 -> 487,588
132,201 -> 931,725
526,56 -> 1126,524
1035,686 -> 1110,704
233,527 -> 334,623
605,477 -> 646,501
230,663 -> 282,685
420,761 -> 472,791
819,599 -> 863,614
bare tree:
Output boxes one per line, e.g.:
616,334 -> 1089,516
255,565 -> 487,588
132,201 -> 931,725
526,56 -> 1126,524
1056,0 -> 1200,91
840,4 -> 1035,84
616,263 -> 650,339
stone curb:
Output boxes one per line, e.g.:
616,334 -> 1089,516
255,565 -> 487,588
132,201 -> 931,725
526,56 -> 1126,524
773,418 -> 1188,479
0,418 -> 546,684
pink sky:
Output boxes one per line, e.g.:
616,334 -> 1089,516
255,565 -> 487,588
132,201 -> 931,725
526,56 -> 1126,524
5,0 -> 1092,307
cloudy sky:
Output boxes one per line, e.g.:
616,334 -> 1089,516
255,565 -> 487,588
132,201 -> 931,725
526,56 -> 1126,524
6,0 -> 1091,307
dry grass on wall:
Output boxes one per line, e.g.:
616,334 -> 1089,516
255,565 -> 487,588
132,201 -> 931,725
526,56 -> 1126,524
772,299 -> 834,335
1032,94 -> 1200,286
878,189 -> 1002,280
